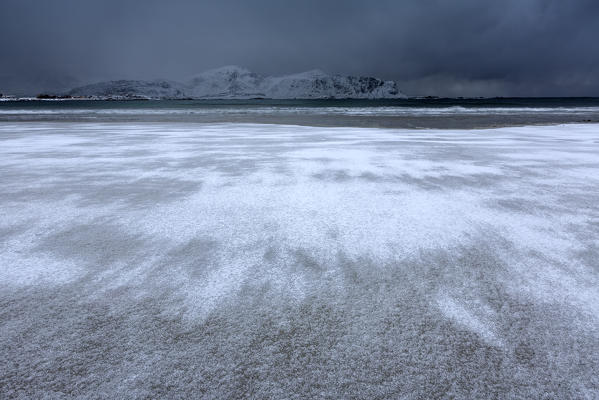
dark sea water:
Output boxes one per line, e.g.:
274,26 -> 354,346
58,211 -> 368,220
1,97 -> 599,128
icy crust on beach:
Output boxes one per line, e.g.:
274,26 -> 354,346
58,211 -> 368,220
1,123 -> 598,398
68,65 -> 406,99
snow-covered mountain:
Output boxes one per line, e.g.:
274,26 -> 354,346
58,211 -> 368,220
68,79 -> 188,99
186,66 -> 267,98
68,66 -> 406,99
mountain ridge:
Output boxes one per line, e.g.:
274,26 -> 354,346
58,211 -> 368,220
68,66 -> 407,99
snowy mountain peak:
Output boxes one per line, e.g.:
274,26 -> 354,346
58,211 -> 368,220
186,66 -> 265,98
68,67 -> 407,99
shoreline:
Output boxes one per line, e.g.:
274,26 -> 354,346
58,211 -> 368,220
2,97 -> 598,129
1,115 -> 597,130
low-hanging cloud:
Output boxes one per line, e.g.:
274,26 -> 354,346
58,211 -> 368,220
1,0 -> 598,96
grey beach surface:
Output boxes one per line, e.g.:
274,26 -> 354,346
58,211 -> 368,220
1,108 -> 598,397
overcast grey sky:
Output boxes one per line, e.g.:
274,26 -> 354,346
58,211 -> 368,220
1,0 -> 598,96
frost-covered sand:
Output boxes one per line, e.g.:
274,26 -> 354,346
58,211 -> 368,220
1,122 -> 598,398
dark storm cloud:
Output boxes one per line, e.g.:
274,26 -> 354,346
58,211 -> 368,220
1,0 -> 598,96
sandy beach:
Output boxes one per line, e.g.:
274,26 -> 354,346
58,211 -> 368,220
1,122 -> 598,398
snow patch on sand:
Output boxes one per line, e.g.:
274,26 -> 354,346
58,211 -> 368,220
1,122 -> 598,398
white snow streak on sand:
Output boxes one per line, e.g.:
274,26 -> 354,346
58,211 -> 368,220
0,123 -> 598,398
